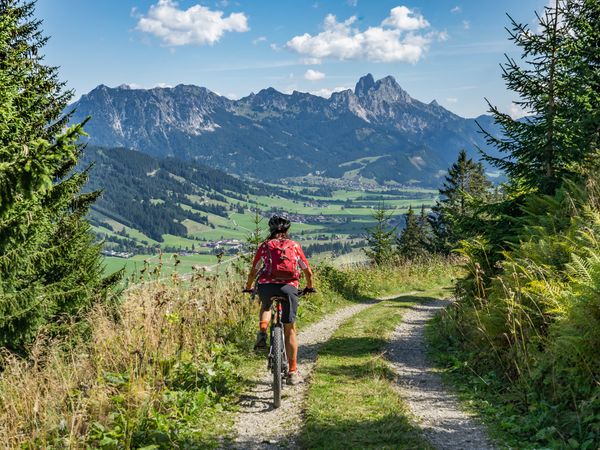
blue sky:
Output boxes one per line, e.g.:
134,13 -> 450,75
36,0 -> 549,118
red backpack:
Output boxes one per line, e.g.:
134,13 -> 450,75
264,239 -> 300,281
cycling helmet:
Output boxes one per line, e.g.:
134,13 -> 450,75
268,214 -> 291,233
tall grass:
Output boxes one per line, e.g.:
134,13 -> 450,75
0,267 -> 254,448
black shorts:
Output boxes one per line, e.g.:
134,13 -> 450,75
257,283 -> 299,324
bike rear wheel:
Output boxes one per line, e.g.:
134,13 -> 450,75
271,325 -> 284,408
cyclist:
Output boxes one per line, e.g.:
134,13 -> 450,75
244,214 -> 315,385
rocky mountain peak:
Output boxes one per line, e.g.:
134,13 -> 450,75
354,73 -> 376,96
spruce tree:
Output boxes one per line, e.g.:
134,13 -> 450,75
397,205 -> 430,260
430,150 -> 492,254
0,0 -> 119,352
479,0 -> 598,194
364,203 -> 396,266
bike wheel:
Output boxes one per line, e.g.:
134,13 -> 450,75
272,325 -> 284,408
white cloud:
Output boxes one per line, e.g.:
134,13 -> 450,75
311,86 -> 349,98
304,69 -> 326,81
253,36 -> 267,44
137,0 -> 249,46
285,7 -> 435,63
381,6 -> 429,31
445,97 -> 458,103
462,20 -> 470,30
451,6 -> 461,13
347,0 -> 358,6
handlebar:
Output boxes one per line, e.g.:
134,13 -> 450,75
242,287 -> 317,296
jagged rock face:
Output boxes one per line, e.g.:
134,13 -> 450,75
68,74 -> 501,186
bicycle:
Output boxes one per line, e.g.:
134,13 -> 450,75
243,287 -> 316,408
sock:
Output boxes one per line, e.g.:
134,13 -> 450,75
289,358 -> 297,372
259,321 -> 268,332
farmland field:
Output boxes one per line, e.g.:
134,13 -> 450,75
98,183 -> 438,276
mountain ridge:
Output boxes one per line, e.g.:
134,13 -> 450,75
69,74 -> 501,186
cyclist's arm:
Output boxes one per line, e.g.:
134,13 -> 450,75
245,266 -> 259,291
302,267 -> 314,289
297,245 -> 314,289
246,245 -> 264,290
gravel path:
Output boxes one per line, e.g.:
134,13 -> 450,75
386,297 -> 496,450
225,293 -> 407,450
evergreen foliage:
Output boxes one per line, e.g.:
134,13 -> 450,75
396,206 -> 430,259
434,2 -> 600,446
0,0 -> 118,352
429,149 -> 492,254
479,0 -> 599,195
364,203 -> 397,266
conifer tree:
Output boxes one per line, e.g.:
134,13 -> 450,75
0,0 -> 118,352
479,0 -> 598,194
364,203 -> 396,266
397,206 -> 430,260
430,150 -> 492,254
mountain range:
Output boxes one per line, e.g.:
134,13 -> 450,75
68,74 -> 500,187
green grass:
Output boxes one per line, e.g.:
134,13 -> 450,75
301,292 -> 447,449
104,253 -> 220,278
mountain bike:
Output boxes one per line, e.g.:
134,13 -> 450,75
243,287 -> 315,408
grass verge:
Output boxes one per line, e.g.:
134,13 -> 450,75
0,258 -> 459,448
301,290 -> 451,450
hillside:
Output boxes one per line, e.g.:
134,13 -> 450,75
80,146 -> 438,266
68,74 -> 501,187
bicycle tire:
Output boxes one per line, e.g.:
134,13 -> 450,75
272,325 -> 284,408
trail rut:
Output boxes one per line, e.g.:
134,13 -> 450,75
387,298 -> 496,450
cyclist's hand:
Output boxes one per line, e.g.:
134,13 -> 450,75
302,287 -> 317,295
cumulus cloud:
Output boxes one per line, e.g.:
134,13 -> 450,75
285,6 -> 437,63
462,20 -> 470,30
137,0 -> 249,46
253,36 -> 267,44
381,6 -> 429,31
304,69 -> 326,81
451,6 -> 461,13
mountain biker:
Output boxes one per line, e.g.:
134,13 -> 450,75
244,214 -> 315,385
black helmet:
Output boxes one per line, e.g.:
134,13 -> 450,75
268,214 -> 291,233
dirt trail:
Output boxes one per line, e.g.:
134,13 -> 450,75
387,298 -> 496,450
225,293 -> 406,450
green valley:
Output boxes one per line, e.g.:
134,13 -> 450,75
82,147 -> 438,275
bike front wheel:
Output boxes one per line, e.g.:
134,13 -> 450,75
271,325 -> 284,408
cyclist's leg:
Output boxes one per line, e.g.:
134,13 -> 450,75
257,283 -> 277,328
280,284 -> 300,373
255,284 -> 276,349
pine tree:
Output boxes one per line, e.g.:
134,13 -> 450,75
430,150 -> 492,254
397,206 -> 429,260
479,0 -> 598,195
0,0 -> 119,352
559,0 -> 600,172
364,203 -> 396,266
